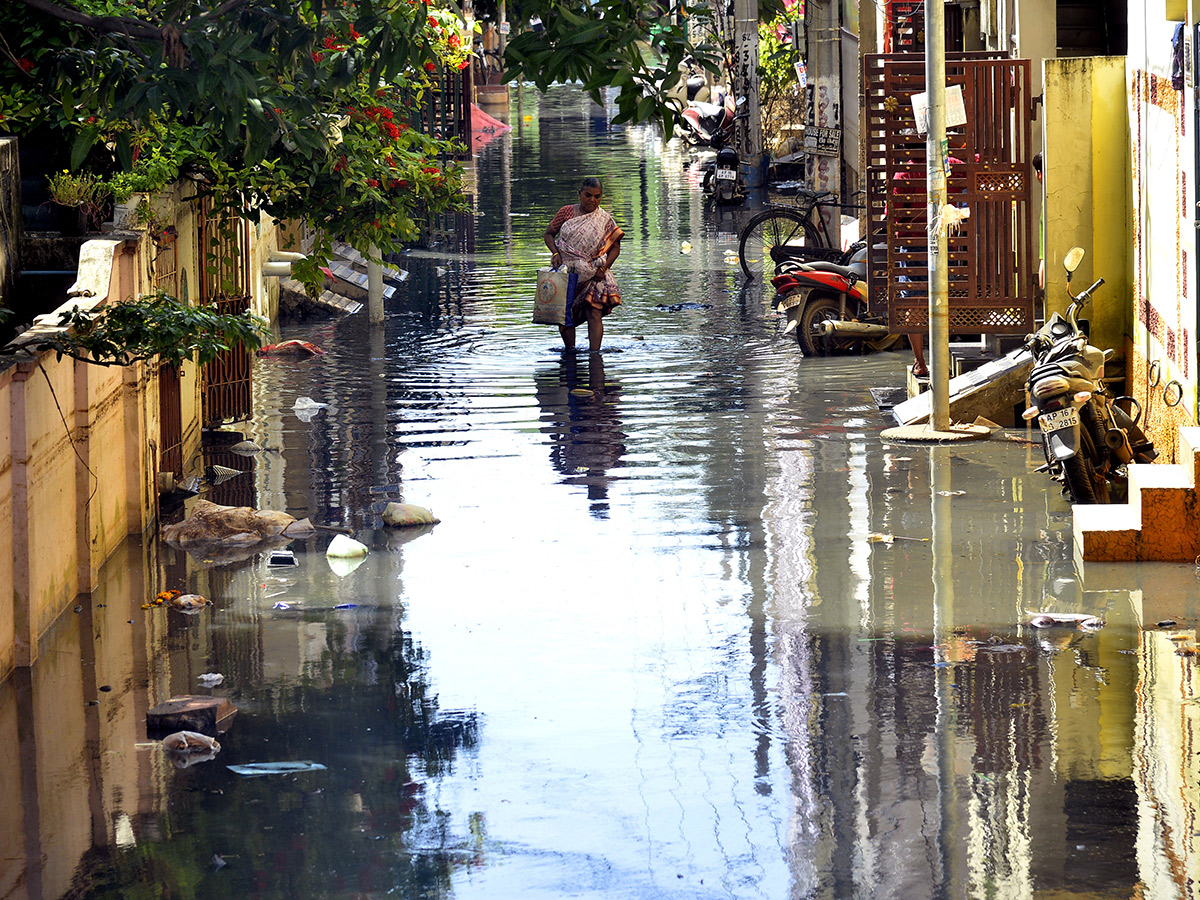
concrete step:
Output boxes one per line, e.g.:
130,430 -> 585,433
1074,426 -> 1200,561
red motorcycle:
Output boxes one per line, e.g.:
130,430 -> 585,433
769,241 -> 900,356
679,86 -> 735,148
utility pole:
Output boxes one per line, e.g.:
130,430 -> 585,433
925,0 -> 950,430
731,0 -> 764,188
803,0 -> 841,245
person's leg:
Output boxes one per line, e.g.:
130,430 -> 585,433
558,323 -> 576,349
585,305 -> 604,352
911,332 -> 928,377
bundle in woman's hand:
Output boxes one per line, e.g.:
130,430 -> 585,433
534,266 -> 579,326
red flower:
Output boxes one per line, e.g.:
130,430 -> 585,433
366,178 -> 380,187
398,179 -> 409,188
448,34 -> 461,48
312,51 -> 324,63
424,61 -> 436,72
381,122 -> 400,140
421,166 -> 439,175
427,16 -> 438,28
17,58 -> 33,73
349,27 -> 361,40
456,59 -> 469,70
333,155 -> 348,172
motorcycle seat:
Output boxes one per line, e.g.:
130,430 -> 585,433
690,100 -> 725,118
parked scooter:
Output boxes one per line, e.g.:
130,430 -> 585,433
769,241 -> 899,356
701,146 -> 743,203
679,85 -> 735,148
1021,246 -> 1157,504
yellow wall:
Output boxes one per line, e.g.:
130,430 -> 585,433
1042,56 -> 1132,356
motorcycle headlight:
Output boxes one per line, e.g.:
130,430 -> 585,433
1031,375 -> 1071,399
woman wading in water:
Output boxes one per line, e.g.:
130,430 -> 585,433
543,177 -> 624,351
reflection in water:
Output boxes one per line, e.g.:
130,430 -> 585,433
535,351 -> 626,517
3,84 -> 1200,900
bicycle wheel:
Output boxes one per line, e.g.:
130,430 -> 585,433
738,209 -> 823,280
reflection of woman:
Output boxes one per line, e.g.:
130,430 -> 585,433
534,351 -> 626,519
543,176 -> 624,352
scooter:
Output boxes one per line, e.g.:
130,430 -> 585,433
769,241 -> 899,356
701,146 -> 743,204
1021,246 -> 1157,504
679,86 -> 735,148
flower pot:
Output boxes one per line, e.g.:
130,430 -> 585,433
53,203 -> 85,236
112,192 -> 146,229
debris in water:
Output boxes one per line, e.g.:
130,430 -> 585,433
381,502 -> 440,527
257,340 -> 323,359
227,761 -> 328,777
162,730 -> 221,753
229,440 -> 264,454
198,673 -> 225,687
936,490 -> 966,496
169,594 -> 211,614
680,241 -> 692,254
327,534 -> 369,558
867,532 -> 929,543
268,549 -> 298,566
1026,610 -> 1104,630
272,601 -> 293,610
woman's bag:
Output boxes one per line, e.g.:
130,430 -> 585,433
533,266 -> 578,325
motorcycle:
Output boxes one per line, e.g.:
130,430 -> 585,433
679,85 -> 735,148
1021,246 -> 1157,504
768,240 -> 900,356
701,146 -> 743,204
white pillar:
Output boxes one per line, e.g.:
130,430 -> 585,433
367,244 -> 384,325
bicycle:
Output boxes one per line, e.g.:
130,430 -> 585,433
737,188 -> 857,281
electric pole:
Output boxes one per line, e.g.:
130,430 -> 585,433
731,0 -> 763,188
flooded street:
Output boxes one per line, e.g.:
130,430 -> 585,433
5,85 -> 1200,899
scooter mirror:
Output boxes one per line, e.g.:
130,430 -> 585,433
1063,246 -> 1085,279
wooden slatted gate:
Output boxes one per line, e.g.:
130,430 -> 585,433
863,52 -> 1036,336
199,203 -> 253,426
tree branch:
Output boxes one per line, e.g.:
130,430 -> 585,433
15,0 -> 161,41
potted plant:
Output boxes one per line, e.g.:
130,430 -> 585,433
46,169 -> 109,234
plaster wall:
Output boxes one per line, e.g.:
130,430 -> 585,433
0,240 -> 166,678
1127,5 -> 1195,461
1043,56 -> 1132,357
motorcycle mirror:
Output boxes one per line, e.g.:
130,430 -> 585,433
1063,247 -> 1085,279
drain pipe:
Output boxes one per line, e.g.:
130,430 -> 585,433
262,251 -> 306,278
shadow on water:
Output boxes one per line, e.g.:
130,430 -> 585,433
5,84 -> 1200,900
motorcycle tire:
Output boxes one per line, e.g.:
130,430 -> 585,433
1059,408 -> 1111,504
797,294 -> 851,356
738,209 -> 823,281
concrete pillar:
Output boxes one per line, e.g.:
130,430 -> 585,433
804,0 -> 842,244
732,0 -> 765,187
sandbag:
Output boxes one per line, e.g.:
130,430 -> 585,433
382,502 -> 441,527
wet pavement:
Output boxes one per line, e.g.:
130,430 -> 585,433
5,85 -> 1200,899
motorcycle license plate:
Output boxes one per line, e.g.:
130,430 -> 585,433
716,168 -> 737,181
1038,406 -> 1079,432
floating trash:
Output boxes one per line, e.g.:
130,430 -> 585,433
272,601 -> 293,610
198,673 -> 225,687
268,549 -> 298,567
1025,610 -> 1104,631
227,761 -> 327,777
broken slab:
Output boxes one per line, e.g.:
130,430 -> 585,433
147,695 -> 237,736
892,346 -> 1033,428
278,278 -> 363,317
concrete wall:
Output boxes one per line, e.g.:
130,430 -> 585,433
1042,56 -> 1133,357
0,239 -> 162,678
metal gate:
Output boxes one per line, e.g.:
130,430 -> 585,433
863,52 -> 1036,335
198,202 -> 253,426
158,362 -> 183,477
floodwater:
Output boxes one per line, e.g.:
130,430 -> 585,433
5,85 -> 1200,900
